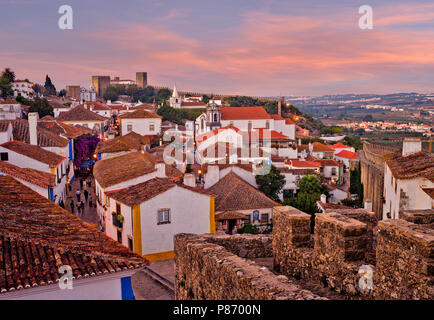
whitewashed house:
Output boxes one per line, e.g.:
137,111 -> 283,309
119,109 -> 162,136
382,138 -> 434,220
0,140 -> 67,204
105,177 -> 215,261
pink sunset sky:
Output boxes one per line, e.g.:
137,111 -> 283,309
1,0 -> 434,96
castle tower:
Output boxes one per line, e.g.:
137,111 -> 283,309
136,72 -> 147,88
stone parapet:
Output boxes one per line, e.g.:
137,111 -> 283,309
375,219 -> 434,299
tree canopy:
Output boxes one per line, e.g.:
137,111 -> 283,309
44,75 -> 57,96
255,165 -> 286,202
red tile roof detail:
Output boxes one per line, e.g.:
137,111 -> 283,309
119,109 -> 161,119
286,159 -> 321,168
1,140 -> 65,168
220,107 -> 272,120
312,142 -> 335,152
331,143 -> 350,149
0,161 -> 56,187
0,176 -> 147,293
335,150 -> 358,159
208,172 -> 278,211
57,105 -> 108,122
107,177 -> 213,207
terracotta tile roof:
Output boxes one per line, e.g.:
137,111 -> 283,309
38,119 -> 92,139
94,151 -> 182,188
422,188 -> 434,199
248,129 -> 290,141
1,140 -> 65,168
335,150 -> 358,159
383,151 -> 434,181
286,159 -> 321,168
318,159 -> 344,167
181,101 -> 206,107
197,126 -> 241,143
331,142 -> 350,149
80,102 -> 111,111
57,105 -> 108,122
49,101 -> 69,109
0,161 -> 56,188
270,114 -> 284,120
0,99 -> 19,104
285,118 -> 295,125
312,142 -> 335,152
0,176 -> 146,293
279,168 -> 317,175
0,119 -> 69,147
215,211 -> 247,220
208,172 -> 278,211
95,132 -> 152,154
220,107 -> 272,120
119,109 -> 161,119
107,177 -> 213,207
297,144 -> 309,152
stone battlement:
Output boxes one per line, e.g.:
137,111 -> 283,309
174,207 -> 434,300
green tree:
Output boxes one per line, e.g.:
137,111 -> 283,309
0,76 -> 13,98
255,165 -> 285,202
103,86 -> 119,101
283,175 -> 326,232
44,75 -> 57,96
58,89 -> 66,97
28,98 -> 54,118
349,162 -> 363,207
1,68 -> 15,83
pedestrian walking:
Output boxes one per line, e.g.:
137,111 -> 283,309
70,201 -> 75,213
84,189 -> 89,202
76,189 -> 81,202
80,201 -> 84,214
87,177 -> 92,188
59,199 -> 64,208
80,179 -> 84,190
77,202 -> 81,215
88,195 -> 93,208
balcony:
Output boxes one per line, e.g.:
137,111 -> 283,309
112,213 -> 123,229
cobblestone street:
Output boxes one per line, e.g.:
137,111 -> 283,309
65,173 -> 98,226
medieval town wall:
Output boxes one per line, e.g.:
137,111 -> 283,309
359,143 -> 399,219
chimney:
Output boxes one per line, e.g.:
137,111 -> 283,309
28,112 -> 39,146
204,165 -> 220,189
183,173 -> 196,187
402,137 -> 422,156
155,162 -> 166,178
308,142 -> 313,153
320,194 -> 327,203
298,138 -> 301,146
364,199 -> 373,212
84,103 -> 87,109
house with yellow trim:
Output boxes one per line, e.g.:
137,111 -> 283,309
105,177 -> 215,261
